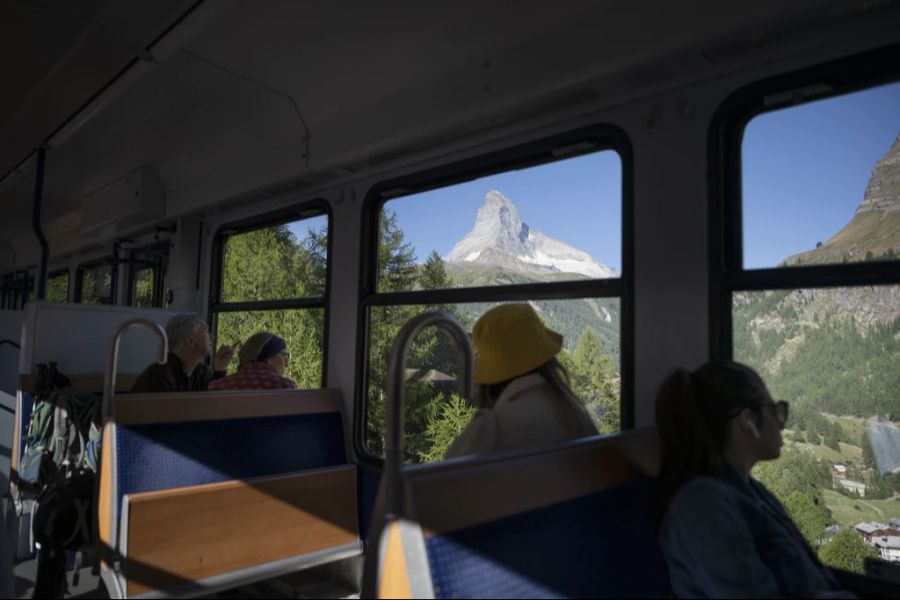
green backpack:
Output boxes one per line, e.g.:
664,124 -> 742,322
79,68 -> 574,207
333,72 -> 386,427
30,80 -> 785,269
19,364 -> 101,489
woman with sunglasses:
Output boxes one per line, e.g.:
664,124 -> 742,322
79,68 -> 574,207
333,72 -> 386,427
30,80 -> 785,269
207,331 -> 296,391
655,361 -> 848,598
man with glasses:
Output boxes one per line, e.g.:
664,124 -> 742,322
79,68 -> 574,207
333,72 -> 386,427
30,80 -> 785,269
132,313 -> 235,393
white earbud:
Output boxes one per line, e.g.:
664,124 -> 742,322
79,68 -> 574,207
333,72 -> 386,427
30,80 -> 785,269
747,421 -> 761,439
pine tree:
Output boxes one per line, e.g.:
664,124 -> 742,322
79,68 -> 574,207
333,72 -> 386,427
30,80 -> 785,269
862,431 -> 876,470
569,328 -> 619,432
46,274 -> 68,303
365,211 -> 472,461
418,393 -> 476,462
419,250 -> 450,292
824,424 -> 840,452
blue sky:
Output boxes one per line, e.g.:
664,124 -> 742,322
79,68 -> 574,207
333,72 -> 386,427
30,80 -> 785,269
743,80 -> 900,268
385,151 -> 623,273
287,214 -> 327,242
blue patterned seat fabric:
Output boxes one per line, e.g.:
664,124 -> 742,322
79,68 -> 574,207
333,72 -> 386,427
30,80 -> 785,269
425,477 -> 669,599
114,412 -> 346,512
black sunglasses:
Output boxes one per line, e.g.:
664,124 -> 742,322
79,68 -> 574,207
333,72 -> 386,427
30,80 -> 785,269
764,400 -> 789,428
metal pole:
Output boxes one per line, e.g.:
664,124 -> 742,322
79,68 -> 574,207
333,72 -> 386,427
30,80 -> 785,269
32,148 -> 48,300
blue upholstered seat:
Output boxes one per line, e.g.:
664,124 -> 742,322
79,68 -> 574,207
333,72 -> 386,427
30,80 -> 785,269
424,477 -> 669,599
114,412 -> 346,511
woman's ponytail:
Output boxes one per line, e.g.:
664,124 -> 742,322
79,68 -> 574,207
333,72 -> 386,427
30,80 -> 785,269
655,361 -> 768,513
655,368 -> 723,512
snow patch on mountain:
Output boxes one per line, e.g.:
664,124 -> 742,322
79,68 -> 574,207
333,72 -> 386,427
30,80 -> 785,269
446,190 -> 616,278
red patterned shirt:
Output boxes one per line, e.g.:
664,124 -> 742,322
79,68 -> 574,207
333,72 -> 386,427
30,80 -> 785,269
207,362 -> 297,391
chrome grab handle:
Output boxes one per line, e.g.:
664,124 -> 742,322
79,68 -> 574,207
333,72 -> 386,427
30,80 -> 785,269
103,318 -> 167,419
384,311 -> 474,517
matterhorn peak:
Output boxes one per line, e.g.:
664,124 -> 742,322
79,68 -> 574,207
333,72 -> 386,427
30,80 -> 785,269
446,190 -> 616,278
485,189 -> 513,205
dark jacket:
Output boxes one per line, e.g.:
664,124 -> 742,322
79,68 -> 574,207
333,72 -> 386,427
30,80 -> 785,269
131,353 -> 224,393
659,465 -> 841,598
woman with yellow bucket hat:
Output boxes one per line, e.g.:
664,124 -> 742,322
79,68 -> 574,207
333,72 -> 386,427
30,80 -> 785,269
445,303 -> 598,458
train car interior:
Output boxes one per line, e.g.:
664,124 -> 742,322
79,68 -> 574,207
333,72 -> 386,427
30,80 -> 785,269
2,0 -> 900,597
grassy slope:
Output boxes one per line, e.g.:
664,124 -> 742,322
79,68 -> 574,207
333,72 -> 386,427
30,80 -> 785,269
825,414 -> 868,446
824,489 -> 900,528
786,211 -> 900,265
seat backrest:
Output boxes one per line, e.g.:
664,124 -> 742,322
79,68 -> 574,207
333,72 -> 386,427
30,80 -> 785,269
370,429 -> 669,599
98,388 -> 360,598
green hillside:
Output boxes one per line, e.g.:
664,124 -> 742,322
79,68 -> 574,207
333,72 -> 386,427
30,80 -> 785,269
442,261 -> 620,358
784,211 -> 900,266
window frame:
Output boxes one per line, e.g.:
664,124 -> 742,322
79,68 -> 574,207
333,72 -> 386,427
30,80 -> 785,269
0,273 -> 8,309
46,268 -> 70,303
0,270 -> 31,309
125,242 -> 169,308
709,41 -> 900,360
208,199 -> 333,388
74,258 -> 117,305
354,124 -> 635,465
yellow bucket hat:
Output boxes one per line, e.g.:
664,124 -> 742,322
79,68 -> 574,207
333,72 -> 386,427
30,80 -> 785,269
473,303 -> 563,384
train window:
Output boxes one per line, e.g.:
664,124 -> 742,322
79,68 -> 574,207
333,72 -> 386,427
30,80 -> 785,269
377,152 -> 622,292
361,135 -> 631,464
0,273 -> 9,309
75,262 -> 114,304
130,267 -> 154,307
714,53 -> 900,572
127,243 -> 168,308
743,81 -> 900,270
367,298 -> 621,461
216,307 -> 325,386
220,214 -> 328,302
211,210 -> 329,389
0,271 -> 30,309
46,270 -> 69,302
734,285 -> 900,565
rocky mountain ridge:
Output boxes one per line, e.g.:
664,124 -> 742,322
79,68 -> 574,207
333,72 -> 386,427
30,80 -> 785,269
446,190 -> 616,279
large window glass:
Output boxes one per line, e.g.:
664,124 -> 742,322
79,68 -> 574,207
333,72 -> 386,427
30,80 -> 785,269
130,267 -> 154,307
46,270 -> 69,303
212,212 -> 328,389
378,152 -> 621,292
76,263 -> 113,305
743,81 -> 900,269
362,144 -> 627,464
127,244 -> 168,308
719,73 -> 900,572
736,286 -> 900,567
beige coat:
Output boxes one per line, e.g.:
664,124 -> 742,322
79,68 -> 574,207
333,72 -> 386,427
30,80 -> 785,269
444,373 -> 598,458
